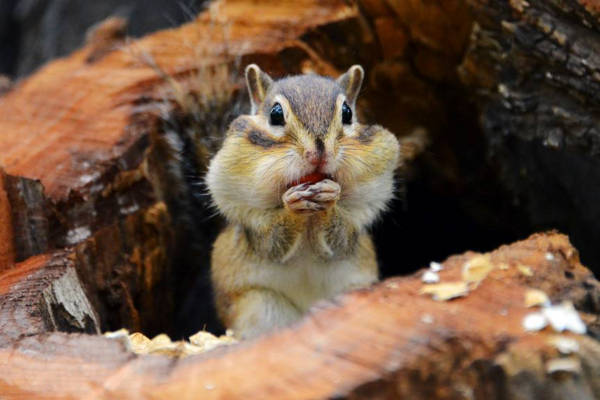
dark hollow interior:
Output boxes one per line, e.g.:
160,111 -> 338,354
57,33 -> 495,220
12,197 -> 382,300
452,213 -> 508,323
166,80 -> 595,339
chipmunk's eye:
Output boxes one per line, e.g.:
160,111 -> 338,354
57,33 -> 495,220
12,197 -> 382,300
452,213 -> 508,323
269,103 -> 285,126
342,102 -> 352,125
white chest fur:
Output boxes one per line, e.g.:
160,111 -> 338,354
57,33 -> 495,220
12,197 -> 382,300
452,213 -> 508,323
244,248 -> 377,312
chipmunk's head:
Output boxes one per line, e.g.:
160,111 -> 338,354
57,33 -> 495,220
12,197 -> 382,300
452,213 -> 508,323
207,65 -> 399,226
242,63 -> 365,179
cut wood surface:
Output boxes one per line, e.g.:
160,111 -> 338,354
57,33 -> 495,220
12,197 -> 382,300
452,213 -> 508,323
0,251 -> 100,347
0,232 -> 599,399
0,0 -> 356,203
0,171 -> 15,271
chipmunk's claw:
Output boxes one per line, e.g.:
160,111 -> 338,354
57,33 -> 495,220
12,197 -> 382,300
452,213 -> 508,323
283,179 -> 340,213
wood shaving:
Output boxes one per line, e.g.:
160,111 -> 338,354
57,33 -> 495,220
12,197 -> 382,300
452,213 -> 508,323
103,328 -> 129,340
548,336 -> 580,354
522,301 -> 586,334
129,332 -> 152,351
517,265 -> 533,276
420,282 -> 469,301
462,255 -> 494,285
190,330 -> 237,351
542,302 -> 586,334
546,357 -> 581,374
429,262 -> 443,272
422,270 -> 440,283
104,329 -> 237,357
522,312 -> 547,331
524,289 -> 550,307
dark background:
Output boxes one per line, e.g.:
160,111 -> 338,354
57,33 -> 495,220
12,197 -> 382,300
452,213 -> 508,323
0,0 -> 206,78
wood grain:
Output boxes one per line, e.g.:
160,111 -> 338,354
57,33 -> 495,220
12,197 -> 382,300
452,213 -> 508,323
0,170 -> 15,272
0,232 -> 598,399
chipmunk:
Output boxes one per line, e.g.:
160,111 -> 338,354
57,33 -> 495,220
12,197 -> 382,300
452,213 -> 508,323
206,64 -> 400,339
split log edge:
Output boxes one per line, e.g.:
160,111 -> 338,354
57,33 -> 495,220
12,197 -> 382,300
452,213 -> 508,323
0,232 -> 599,399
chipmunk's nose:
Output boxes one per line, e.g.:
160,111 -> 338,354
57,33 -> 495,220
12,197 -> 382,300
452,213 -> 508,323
304,138 -> 325,167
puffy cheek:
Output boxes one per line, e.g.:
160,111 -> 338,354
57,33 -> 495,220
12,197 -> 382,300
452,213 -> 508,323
235,147 -> 303,206
283,149 -> 311,183
251,154 -> 290,203
208,137 -> 312,211
335,140 -> 398,194
335,146 -> 375,185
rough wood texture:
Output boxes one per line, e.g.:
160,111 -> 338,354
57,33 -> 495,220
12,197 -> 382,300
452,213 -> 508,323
0,252 -> 100,347
0,232 -> 599,399
462,0 -> 600,152
460,0 -> 600,271
0,170 -> 15,272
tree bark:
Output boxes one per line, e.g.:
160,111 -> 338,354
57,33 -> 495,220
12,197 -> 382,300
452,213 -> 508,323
460,0 -> 600,270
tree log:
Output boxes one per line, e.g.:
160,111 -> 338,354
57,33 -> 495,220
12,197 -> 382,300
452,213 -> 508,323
0,170 -> 15,271
0,232 -> 599,399
0,251 -> 100,347
461,0 -> 600,270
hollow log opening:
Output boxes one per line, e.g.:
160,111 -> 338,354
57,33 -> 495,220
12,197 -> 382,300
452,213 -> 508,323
0,0 -> 596,338
142,0 -> 540,338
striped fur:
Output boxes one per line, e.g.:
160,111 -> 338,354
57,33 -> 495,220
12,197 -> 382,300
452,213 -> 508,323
206,65 -> 399,338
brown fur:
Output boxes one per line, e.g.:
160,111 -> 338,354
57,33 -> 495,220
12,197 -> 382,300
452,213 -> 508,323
206,65 -> 400,339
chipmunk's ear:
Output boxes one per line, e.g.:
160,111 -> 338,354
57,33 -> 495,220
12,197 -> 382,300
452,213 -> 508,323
245,64 -> 273,114
336,65 -> 364,107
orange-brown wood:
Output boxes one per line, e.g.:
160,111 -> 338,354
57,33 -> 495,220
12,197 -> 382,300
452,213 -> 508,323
0,253 -> 50,296
0,0 -> 357,203
0,251 -> 101,347
0,171 -> 15,272
0,233 -> 598,399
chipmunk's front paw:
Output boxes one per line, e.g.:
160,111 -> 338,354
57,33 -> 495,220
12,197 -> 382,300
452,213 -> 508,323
283,179 -> 341,214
